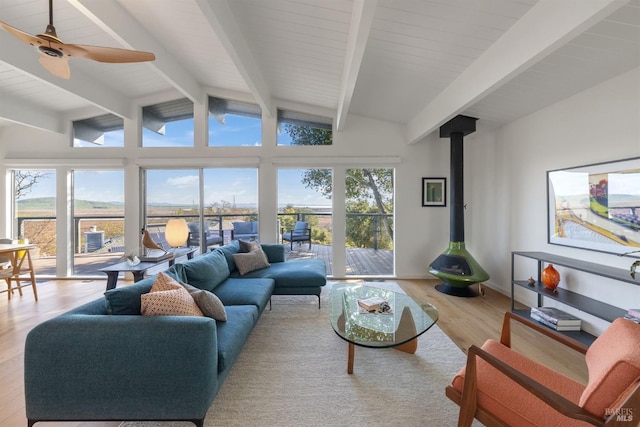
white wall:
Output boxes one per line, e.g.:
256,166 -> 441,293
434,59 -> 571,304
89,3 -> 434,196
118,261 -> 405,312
466,67 -> 640,334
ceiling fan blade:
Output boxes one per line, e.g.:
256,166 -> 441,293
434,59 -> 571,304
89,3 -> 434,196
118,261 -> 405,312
0,20 -> 42,45
39,54 -> 70,79
68,44 -> 155,63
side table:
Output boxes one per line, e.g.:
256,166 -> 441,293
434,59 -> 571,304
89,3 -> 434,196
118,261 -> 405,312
99,248 -> 196,291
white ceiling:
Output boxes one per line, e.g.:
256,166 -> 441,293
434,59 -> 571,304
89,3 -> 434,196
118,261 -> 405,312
0,0 -> 638,142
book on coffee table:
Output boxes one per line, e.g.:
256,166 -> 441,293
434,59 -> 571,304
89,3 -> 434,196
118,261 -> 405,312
357,297 -> 392,314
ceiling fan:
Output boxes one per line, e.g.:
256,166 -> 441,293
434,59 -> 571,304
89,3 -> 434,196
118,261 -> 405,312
0,0 -> 155,79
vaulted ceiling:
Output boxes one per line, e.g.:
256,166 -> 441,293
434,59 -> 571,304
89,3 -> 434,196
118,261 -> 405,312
0,0 -> 638,143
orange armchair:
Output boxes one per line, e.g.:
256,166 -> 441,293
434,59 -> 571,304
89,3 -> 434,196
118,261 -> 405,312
446,312 -> 640,427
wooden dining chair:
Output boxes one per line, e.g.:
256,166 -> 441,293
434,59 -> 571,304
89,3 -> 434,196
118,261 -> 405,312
0,238 -> 38,301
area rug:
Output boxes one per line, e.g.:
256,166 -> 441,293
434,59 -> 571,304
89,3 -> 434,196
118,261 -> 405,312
121,282 -> 476,427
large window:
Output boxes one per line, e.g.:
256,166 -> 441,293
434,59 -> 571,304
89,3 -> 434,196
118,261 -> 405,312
142,98 -> 194,147
73,113 -> 124,147
72,170 -> 125,275
203,168 -> 258,240
277,109 -> 332,146
12,169 -> 56,276
277,168 -> 332,272
144,168 -> 258,253
208,96 -> 262,147
345,168 -> 394,276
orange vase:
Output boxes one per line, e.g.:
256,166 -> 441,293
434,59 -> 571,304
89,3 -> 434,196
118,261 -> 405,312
541,264 -> 560,291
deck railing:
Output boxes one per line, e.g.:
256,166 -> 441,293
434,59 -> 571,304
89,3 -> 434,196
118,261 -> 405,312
17,211 -> 393,254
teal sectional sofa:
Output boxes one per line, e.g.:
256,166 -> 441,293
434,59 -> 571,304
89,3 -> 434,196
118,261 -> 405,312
24,242 -> 326,427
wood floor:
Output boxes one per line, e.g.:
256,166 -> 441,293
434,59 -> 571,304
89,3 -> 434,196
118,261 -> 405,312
0,278 -> 588,427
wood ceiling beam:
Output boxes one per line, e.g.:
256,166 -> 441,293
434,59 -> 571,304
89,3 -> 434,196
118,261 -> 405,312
406,0 -> 627,144
69,0 -> 204,105
336,0 -> 377,131
194,0 -> 273,117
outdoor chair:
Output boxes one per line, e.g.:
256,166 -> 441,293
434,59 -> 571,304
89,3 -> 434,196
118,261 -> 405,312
282,221 -> 311,250
446,311 -> 640,427
186,222 -> 223,249
231,221 -> 259,241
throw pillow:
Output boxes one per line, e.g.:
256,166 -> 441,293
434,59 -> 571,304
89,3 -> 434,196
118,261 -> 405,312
141,273 -> 203,317
232,248 -> 270,275
181,282 -> 227,321
239,239 -> 260,253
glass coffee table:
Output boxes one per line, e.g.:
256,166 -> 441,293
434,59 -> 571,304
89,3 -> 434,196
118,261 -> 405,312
329,283 -> 439,374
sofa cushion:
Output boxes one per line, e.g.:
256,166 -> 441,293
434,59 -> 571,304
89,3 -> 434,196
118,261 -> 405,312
104,277 -> 155,315
216,240 -> 240,272
230,258 -> 326,289
141,274 -> 203,317
216,305 -> 259,374
260,244 -> 285,263
165,263 -> 188,283
182,250 -> 229,291
181,282 -> 227,321
213,278 -> 275,313
580,318 -> 640,417
233,249 -> 270,275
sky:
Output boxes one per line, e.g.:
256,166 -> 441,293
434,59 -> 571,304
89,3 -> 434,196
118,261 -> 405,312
549,170 -> 640,197
61,112 -> 330,206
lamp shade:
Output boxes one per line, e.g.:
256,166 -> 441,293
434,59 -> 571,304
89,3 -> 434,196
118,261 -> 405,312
165,219 -> 189,248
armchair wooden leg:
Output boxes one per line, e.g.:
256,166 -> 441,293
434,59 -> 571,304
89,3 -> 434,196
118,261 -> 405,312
459,346 -> 479,427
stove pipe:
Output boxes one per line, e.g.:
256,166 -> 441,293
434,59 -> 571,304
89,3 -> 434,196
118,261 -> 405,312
429,115 -> 489,297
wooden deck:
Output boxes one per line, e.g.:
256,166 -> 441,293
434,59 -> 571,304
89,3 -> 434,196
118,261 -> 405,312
29,243 -> 394,278
285,243 -> 393,276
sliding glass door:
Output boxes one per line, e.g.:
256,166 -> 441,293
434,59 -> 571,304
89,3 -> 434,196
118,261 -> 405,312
345,168 -> 394,276
144,168 -> 258,254
72,170 -> 125,275
277,168 -> 333,272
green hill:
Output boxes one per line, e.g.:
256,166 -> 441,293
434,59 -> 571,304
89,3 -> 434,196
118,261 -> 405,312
17,197 -> 123,211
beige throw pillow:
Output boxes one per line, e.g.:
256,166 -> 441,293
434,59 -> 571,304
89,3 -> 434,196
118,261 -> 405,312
181,282 -> 227,321
141,272 -> 203,317
232,248 -> 270,275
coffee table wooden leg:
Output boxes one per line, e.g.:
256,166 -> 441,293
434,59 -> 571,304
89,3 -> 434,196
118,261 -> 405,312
394,306 -> 418,354
395,338 -> 418,354
347,343 -> 355,374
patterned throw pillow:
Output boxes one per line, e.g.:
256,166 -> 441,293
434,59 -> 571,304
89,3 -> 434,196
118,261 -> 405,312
181,282 -> 227,321
232,248 -> 270,275
141,272 -> 203,317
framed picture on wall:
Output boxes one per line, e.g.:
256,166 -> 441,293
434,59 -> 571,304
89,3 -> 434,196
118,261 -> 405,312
547,156 -> 640,256
422,178 -> 446,207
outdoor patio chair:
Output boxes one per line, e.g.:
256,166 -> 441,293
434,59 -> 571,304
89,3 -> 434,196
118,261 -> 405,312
282,221 -> 311,250
446,312 -> 640,427
186,221 -> 223,249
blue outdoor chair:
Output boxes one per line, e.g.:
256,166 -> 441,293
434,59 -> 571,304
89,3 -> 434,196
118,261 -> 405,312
281,221 -> 311,250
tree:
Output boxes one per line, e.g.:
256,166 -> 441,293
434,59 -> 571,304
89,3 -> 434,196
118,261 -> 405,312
284,124 -> 394,245
14,170 -> 50,199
